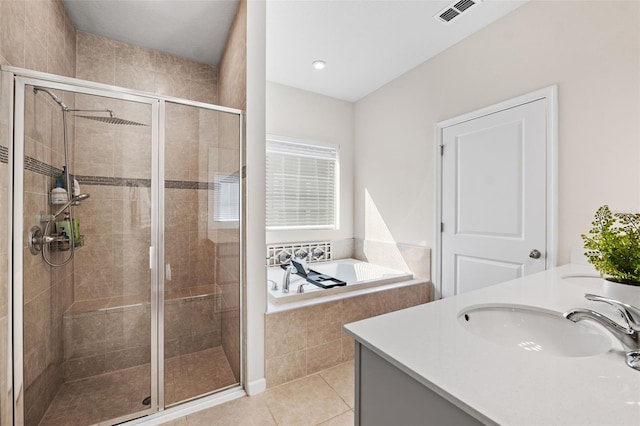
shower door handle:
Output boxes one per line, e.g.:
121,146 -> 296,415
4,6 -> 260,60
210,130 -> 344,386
149,246 -> 155,270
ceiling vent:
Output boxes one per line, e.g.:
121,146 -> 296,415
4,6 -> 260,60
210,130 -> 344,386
436,0 -> 482,23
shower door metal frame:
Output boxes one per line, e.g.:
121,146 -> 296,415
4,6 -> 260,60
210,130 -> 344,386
11,73 -> 161,424
5,65 -> 245,425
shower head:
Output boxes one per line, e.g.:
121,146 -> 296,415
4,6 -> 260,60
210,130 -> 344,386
73,109 -> 147,126
75,115 -> 146,126
52,193 -> 91,218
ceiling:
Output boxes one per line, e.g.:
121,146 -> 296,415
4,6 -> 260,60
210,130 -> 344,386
267,0 -> 528,102
62,0 -> 528,102
62,0 -> 240,66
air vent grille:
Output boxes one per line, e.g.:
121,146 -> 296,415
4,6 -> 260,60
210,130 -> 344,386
454,0 -> 475,12
439,8 -> 460,22
435,0 -> 481,23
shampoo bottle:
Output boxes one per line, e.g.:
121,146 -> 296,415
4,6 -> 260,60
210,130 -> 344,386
50,177 -> 68,205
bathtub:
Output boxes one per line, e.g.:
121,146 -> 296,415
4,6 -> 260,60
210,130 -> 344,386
267,258 -> 413,305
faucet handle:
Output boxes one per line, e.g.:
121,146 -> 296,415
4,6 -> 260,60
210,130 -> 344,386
585,294 -> 640,330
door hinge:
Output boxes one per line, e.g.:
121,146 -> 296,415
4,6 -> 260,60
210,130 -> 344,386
440,145 -> 444,156
441,222 -> 444,232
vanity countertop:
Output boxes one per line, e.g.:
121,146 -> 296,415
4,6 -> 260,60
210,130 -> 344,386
344,264 -> 640,425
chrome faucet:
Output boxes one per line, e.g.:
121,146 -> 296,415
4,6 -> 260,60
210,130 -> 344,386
564,294 -> 640,371
282,265 -> 294,293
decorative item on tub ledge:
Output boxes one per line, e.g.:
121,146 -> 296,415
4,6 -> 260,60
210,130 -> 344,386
582,205 -> 640,286
266,241 -> 331,267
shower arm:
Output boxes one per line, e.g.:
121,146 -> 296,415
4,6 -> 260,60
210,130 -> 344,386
68,108 -> 115,117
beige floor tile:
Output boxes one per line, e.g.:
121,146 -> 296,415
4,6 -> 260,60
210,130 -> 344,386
186,394 -> 276,426
317,410 -> 354,426
265,375 -> 349,426
318,362 -> 355,408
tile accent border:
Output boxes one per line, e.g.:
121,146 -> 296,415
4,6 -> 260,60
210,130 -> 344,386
16,148 -> 224,190
266,241 -> 332,267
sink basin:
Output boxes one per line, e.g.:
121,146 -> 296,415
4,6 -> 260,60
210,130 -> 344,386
458,304 -> 612,357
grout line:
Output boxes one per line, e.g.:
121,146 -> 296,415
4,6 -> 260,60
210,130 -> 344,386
313,409 -> 353,426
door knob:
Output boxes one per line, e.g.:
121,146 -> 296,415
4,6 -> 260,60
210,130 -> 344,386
529,249 -> 542,259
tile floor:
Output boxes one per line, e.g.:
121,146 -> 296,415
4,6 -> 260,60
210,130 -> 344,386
38,347 -> 238,426
162,361 -> 355,426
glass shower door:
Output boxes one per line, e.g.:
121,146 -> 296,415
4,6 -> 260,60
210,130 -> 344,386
162,101 -> 241,406
18,79 -> 157,426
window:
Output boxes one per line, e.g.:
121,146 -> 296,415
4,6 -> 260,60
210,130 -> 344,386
266,136 -> 338,229
213,172 -> 240,222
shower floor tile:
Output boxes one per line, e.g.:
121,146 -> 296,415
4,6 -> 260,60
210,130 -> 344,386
38,347 -> 237,426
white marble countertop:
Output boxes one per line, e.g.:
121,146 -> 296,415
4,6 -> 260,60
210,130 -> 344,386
344,264 -> 640,426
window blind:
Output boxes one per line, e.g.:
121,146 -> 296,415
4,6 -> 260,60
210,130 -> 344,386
213,173 -> 240,222
266,139 -> 338,229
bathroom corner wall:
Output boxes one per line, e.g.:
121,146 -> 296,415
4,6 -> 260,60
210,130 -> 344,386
354,239 -> 431,282
0,0 -> 76,77
217,0 -> 246,383
75,32 -> 218,103
23,88 -> 76,426
0,1 -> 77,424
353,0 -> 640,266
265,82 -> 355,246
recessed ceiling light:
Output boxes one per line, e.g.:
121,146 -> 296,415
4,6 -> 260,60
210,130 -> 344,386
312,60 -> 326,70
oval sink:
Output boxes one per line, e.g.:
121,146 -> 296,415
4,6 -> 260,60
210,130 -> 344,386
458,304 -> 612,357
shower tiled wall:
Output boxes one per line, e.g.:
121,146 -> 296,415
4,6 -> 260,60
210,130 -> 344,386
217,0 -> 246,383
23,88 -> 77,426
0,3 -> 243,420
0,1 -> 77,424
76,31 -> 218,104
65,31 -> 242,382
0,0 -> 76,78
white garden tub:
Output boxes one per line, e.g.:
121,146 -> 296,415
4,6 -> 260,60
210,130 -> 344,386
267,258 -> 413,305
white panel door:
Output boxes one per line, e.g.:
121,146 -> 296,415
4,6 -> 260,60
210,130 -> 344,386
441,99 -> 547,297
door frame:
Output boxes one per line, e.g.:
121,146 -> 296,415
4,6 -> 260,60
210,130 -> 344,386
434,86 -> 558,299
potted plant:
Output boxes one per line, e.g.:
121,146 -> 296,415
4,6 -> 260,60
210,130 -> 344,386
582,205 -> 640,286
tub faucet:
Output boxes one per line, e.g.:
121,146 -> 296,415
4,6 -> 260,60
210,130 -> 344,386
282,265 -> 294,293
564,294 -> 640,351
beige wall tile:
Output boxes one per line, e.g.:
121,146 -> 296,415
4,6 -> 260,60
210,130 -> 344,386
307,301 -> 342,347
265,308 -> 307,359
105,345 -> 151,372
189,80 -> 217,104
307,339 -> 343,375
76,53 -> 115,85
191,65 -> 218,84
115,63 -> 155,93
217,0 -> 246,110
115,41 -> 154,70
265,349 -> 306,389
63,353 -> 106,381
24,26 -> 47,72
76,31 -> 116,60
154,72 -> 190,99
1,1 -> 26,68
153,50 -> 193,76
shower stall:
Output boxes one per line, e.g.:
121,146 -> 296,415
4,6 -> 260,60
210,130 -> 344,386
1,66 -> 243,425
